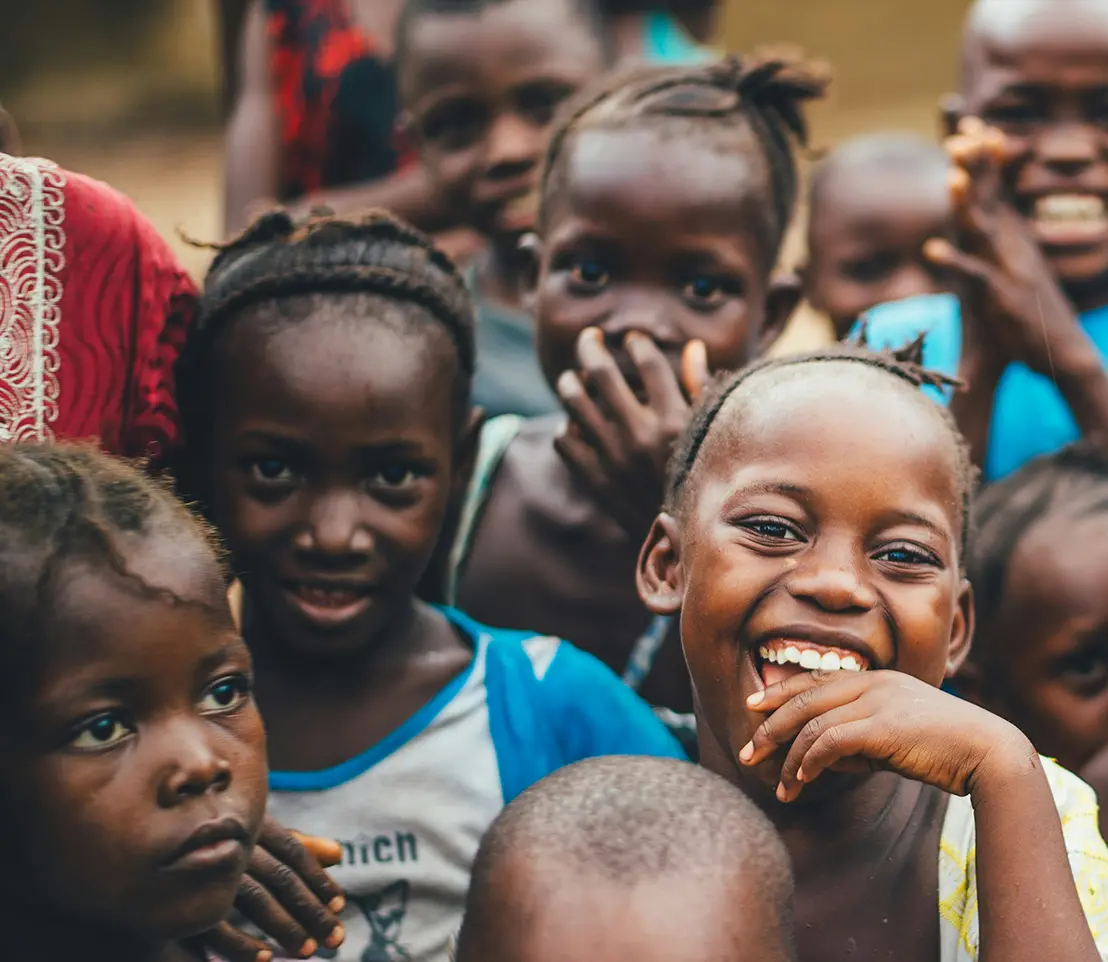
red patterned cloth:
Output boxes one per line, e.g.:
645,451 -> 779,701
266,0 -> 415,203
0,154 -> 195,465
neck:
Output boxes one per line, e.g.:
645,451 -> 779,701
478,238 -> 529,309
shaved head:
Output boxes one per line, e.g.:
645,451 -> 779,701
456,756 -> 796,962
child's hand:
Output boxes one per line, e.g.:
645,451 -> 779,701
196,816 -> 346,961
739,669 -> 1034,803
554,327 -> 709,538
923,117 -> 1086,379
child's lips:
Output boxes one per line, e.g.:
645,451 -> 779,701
282,581 -> 374,628
747,628 -> 877,690
1025,192 -> 1108,247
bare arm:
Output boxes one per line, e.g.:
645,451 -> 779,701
973,745 -> 1101,962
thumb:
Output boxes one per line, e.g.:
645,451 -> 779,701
681,339 -> 710,402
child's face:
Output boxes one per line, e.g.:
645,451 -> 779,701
960,0 -> 1108,295
473,869 -> 792,962
532,126 -> 790,393
400,0 -> 606,248
208,306 -> 461,659
968,510 -> 1108,773
644,367 -> 970,797
805,165 -> 953,339
0,533 -> 266,940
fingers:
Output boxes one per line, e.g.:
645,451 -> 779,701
786,718 -> 880,799
922,238 -> 996,290
557,370 -> 622,462
740,672 -> 869,768
291,832 -> 343,870
235,849 -> 345,958
576,327 -> 643,426
195,922 -> 274,962
946,118 -> 1007,226
257,816 -> 345,911
776,705 -> 874,801
626,332 -> 687,410
680,339 -> 710,402
553,428 -> 611,498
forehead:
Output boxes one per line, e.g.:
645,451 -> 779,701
692,366 -> 962,538
965,0 -> 1108,100
218,304 -> 457,435
810,161 -> 951,243
549,126 -> 771,258
400,0 -> 603,102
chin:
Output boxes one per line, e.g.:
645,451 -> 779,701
149,885 -> 245,941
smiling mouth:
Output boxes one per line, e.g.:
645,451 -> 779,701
754,638 -> 871,688
1029,194 -> 1108,245
283,582 -> 373,627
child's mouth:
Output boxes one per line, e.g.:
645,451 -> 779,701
1030,193 -> 1108,246
755,638 -> 870,688
284,581 -> 373,627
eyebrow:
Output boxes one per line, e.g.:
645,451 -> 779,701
878,509 -> 953,541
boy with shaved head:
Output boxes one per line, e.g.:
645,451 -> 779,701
454,756 -> 796,962
862,0 -> 1108,481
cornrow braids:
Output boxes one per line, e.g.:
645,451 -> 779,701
177,209 -> 476,471
539,53 -> 829,266
664,339 -> 975,562
0,443 -> 225,676
968,442 -> 1108,657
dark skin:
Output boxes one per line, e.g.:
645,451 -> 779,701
0,529 -> 268,962
462,859 -> 792,962
804,154 -> 953,340
399,0 -> 608,313
638,363 -> 1100,962
937,0 -> 1108,468
956,509 -> 1108,776
457,125 -> 796,712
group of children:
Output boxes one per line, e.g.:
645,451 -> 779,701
8,0 -> 1108,959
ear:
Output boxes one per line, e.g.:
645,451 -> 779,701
518,232 -> 543,315
637,513 -> 685,615
758,273 -> 802,354
945,578 -> 975,677
0,107 -> 21,156
939,94 -> 965,139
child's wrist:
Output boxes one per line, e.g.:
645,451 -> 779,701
966,725 -> 1039,803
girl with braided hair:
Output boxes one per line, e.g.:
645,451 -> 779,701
447,55 -> 824,722
176,208 -> 682,962
637,341 -> 1108,962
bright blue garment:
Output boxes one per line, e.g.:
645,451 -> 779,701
856,293 -> 1108,481
643,11 -> 714,64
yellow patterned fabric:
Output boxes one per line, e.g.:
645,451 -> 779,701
938,757 -> 1108,960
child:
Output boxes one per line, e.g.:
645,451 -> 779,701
861,0 -> 1108,481
0,443 -> 268,962
802,133 -> 952,341
396,0 -> 613,420
636,341 -> 1108,962
454,755 -> 797,962
176,209 -> 683,962
956,443 -> 1108,786
445,57 -> 820,714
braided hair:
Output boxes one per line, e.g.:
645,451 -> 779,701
664,339 -> 975,563
0,443 -> 224,676
539,54 -> 829,268
969,442 -> 1108,660
177,209 -> 476,476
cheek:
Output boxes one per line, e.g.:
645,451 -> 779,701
697,301 -> 757,371
223,706 -> 269,833
892,585 -> 962,685
428,148 -> 482,196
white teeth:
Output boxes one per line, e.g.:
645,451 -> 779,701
820,651 -> 842,671
1034,195 -> 1107,236
783,646 -> 802,665
799,649 -> 822,670
841,655 -> 862,672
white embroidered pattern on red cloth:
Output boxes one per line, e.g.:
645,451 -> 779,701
0,155 -> 65,442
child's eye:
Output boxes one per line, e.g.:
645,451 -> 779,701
369,463 -> 421,490
983,101 -> 1044,128
199,675 -> 252,714
69,713 -> 134,751
421,102 -> 486,150
568,259 -> 610,293
517,81 -> 576,127
739,518 -> 802,542
874,543 -> 938,566
249,457 -> 296,484
842,252 -> 897,284
682,275 -> 731,308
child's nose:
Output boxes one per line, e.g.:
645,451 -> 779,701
296,491 -> 373,556
158,724 -> 233,806
785,557 -> 877,614
1037,121 -> 1103,174
485,113 -> 539,175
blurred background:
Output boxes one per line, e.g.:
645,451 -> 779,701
1,0 -> 970,279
